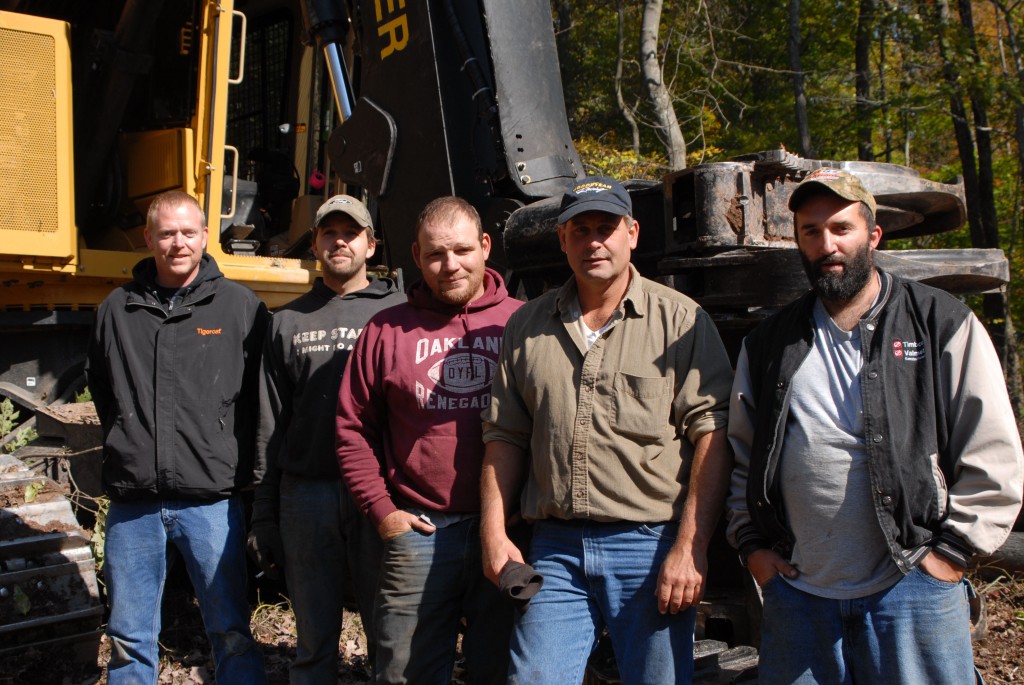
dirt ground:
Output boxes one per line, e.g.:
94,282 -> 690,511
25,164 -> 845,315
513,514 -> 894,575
1,569 -> 1021,685
974,569 -> 1024,684
0,586 -> 375,685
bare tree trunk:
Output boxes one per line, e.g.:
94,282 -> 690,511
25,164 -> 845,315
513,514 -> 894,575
553,0 -> 576,117
616,0 -> 640,153
640,0 -> 687,168
935,0 -> 1024,426
856,0 -> 877,161
933,0 -> 985,248
955,0 -> 1007,372
957,0 -> 999,249
788,0 -> 815,158
878,11 -> 893,163
990,0 -> 1024,429
992,0 -> 1024,210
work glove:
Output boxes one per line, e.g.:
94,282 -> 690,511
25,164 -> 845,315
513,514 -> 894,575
498,560 -> 544,614
248,499 -> 285,581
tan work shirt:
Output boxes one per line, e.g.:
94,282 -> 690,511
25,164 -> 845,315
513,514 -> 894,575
482,266 -> 732,523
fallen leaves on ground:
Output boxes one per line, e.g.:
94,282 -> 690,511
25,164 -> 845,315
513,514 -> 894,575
2,570 -> 1022,684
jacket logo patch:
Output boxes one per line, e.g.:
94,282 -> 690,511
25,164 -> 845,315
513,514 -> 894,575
892,339 -> 925,361
197,327 -> 222,336
426,353 -> 497,394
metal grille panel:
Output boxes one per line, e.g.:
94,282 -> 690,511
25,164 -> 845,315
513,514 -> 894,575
226,16 -> 292,167
0,26 -> 58,235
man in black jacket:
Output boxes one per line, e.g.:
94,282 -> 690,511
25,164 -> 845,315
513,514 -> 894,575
248,195 -> 404,684
87,191 -> 269,684
727,169 -> 1023,684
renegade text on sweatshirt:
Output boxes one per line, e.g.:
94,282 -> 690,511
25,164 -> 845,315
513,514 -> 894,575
335,268 -> 522,526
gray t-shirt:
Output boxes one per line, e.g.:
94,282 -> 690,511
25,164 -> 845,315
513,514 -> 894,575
779,298 -> 902,599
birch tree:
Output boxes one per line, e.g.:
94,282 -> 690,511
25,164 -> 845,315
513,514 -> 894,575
640,0 -> 687,168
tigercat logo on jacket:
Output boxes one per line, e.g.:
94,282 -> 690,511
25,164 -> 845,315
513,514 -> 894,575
892,338 -> 925,361
197,327 -> 223,336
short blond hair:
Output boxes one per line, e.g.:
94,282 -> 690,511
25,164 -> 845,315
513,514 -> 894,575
146,191 -> 206,232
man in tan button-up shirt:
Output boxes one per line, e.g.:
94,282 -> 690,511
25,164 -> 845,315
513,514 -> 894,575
480,176 -> 734,684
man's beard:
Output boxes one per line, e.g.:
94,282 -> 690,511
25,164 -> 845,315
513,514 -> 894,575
321,250 -> 365,282
432,269 -> 485,306
801,242 -> 875,303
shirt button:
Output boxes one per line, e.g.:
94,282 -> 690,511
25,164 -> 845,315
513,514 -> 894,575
776,382 -> 784,389
867,371 -> 878,379
579,419 -> 586,426
873,434 -> 883,443
882,495 -> 893,506
866,323 -> 876,331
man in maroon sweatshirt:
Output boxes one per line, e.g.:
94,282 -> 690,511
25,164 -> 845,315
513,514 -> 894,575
336,196 -> 522,685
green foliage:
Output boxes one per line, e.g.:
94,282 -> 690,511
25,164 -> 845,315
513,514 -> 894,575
12,585 -> 31,616
91,495 -> 109,572
555,0 -> 737,166
0,398 -> 37,453
575,136 -> 667,180
3,426 -> 38,454
553,0 -> 1024,356
0,398 -> 19,437
75,387 -> 92,403
24,479 -> 45,503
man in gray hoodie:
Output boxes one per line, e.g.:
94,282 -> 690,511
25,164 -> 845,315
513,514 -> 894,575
249,195 -> 404,685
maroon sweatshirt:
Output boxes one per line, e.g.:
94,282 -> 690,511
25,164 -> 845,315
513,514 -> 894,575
335,268 -> 522,526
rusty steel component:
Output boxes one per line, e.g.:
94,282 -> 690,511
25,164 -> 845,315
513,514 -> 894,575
504,151 -> 999,315
662,150 -> 966,253
0,452 -> 103,655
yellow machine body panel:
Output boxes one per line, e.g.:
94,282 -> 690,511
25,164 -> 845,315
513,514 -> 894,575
0,4 -> 317,313
0,11 -> 76,265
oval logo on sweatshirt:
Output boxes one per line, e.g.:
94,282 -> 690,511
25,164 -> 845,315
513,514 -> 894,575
427,353 -> 497,394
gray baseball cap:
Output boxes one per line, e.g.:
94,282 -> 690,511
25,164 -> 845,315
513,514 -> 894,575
788,168 -> 877,215
314,195 -> 376,239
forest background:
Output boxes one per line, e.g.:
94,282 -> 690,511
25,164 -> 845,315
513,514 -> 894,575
551,0 -> 1024,415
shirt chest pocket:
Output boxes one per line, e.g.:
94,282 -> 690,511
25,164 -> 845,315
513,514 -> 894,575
612,373 -> 670,441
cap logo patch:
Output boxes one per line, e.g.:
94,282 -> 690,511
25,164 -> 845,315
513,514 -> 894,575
805,168 -> 844,181
573,181 -> 613,195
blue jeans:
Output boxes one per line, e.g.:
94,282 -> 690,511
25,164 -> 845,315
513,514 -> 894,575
510,520 -> 696,685
375,513 -> 512,685
279,473 -> 381,685
759,568 -> 977,684
104,497 -> 266,685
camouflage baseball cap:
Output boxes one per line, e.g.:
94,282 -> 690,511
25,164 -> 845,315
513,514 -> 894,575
787,168 -> 877,215
314,195 -> 376,239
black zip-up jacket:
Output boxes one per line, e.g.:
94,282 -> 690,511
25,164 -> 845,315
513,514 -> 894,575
86,254 -> 270,501
726,270 -> 1023,570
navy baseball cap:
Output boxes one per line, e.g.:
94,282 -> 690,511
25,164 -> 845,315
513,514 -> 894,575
557,176 -> 633,224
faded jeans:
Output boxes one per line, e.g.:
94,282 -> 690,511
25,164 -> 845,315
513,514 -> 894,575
758,567 -> 978,684
279,473 -> 381,685
374,512 -> 512,685
104,496 -> 266,685
509,519 -> 696,685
